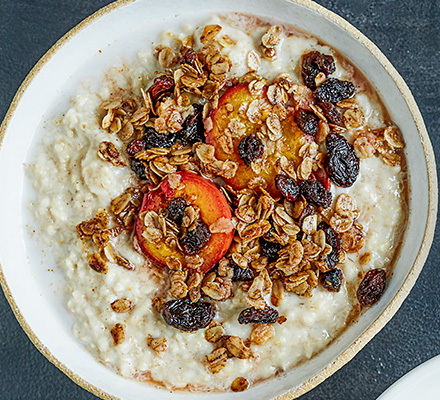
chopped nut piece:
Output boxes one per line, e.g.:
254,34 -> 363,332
110,323 -> 125,345
147,335 -> 168,356
110,298 -> 134,313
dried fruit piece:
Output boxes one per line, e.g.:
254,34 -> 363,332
231,377 -> 249,392
126,139 -> 146,156
167,197 -> 187,224
148,75 -> 174,101
357,269 -> 387,306
300,179 -> 332,208
326,133 -> 359,187
260,239 -> 282,262
129,158 -> 148,180
231,259 -> 256,281
301,51 -> 336,90
144,127 -> 177,149
320,102 -> 343,125
238,305 -> 279,324
296,109 -> 319,136
320,268 -> 343,292
237,134 -> 265,166
275,174 -> 300,202
176,104 -> 204,145
180,221 -> 212,255
314,78 -> 355,104
161,299 -> 216,332
318,221 -> 341,269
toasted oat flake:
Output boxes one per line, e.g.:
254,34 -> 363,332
147,335 -> 168,357
200,24 -> 222,44
231,377 -> 249,392
247,50 -> 261,72
207,348 -> 228,374
98,141 -> 126,167
111,298 -> 134,313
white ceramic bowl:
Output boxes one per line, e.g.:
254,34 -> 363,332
0,0 -> 436,399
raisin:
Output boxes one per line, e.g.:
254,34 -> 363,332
314,78 -> 355,104
144,127 -> 177,149
326,133 -> 359,187
167,197 -> 187,224
238,305 -> 279,324
357,269 -> 386,306
318,222 -> 341,269
301,51 -> 336,90
180,221 -> 211,255
162,299 -> 216,331
321,268 -> 344,292
260,240 -> 283,262
275,174 -> 300,202
176,104 -> 204,145
129,158 -> 147,180
181,47 -> 197,67
148,75 -> 174,102
319,102 -> 343,125
126,139 -> 146,156
296,108 -> 319,136
298,203 -> 315,226
230,259 -> 256,282
300,179 -> 332,208
237,134 -> 264,166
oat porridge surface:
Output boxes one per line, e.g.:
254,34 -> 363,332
28,14 -> 407,392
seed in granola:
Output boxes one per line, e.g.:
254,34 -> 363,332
320,268 -> 343,292
314,78 -> 355,104
126,139 -> 146,156
144,127 -> 177,149
129,158 -> 148,180
148,75 -> 174,102
319,102 -> 343,125
238,305 -> 279,324
176,104 -> 204,145
260,239 -> 283,262
161,299 -> 216,332
357,269 -> 387,306
275,174 -> 300,202
180,221 -> 211,255
301,51 -> 336,90
231,377 -> 249,392
237,134 -> 265,166
326,132 -> 359,187
300,179 -> 332,209
318,221 -> 342,269
296,109 -> 319,136
167,197 -> 187,224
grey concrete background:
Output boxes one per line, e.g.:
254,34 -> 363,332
0,0 -> 439,399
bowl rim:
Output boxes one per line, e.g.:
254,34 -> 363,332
0,0 -> 437,399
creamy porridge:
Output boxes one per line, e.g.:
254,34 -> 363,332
28,14 -> 407,392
